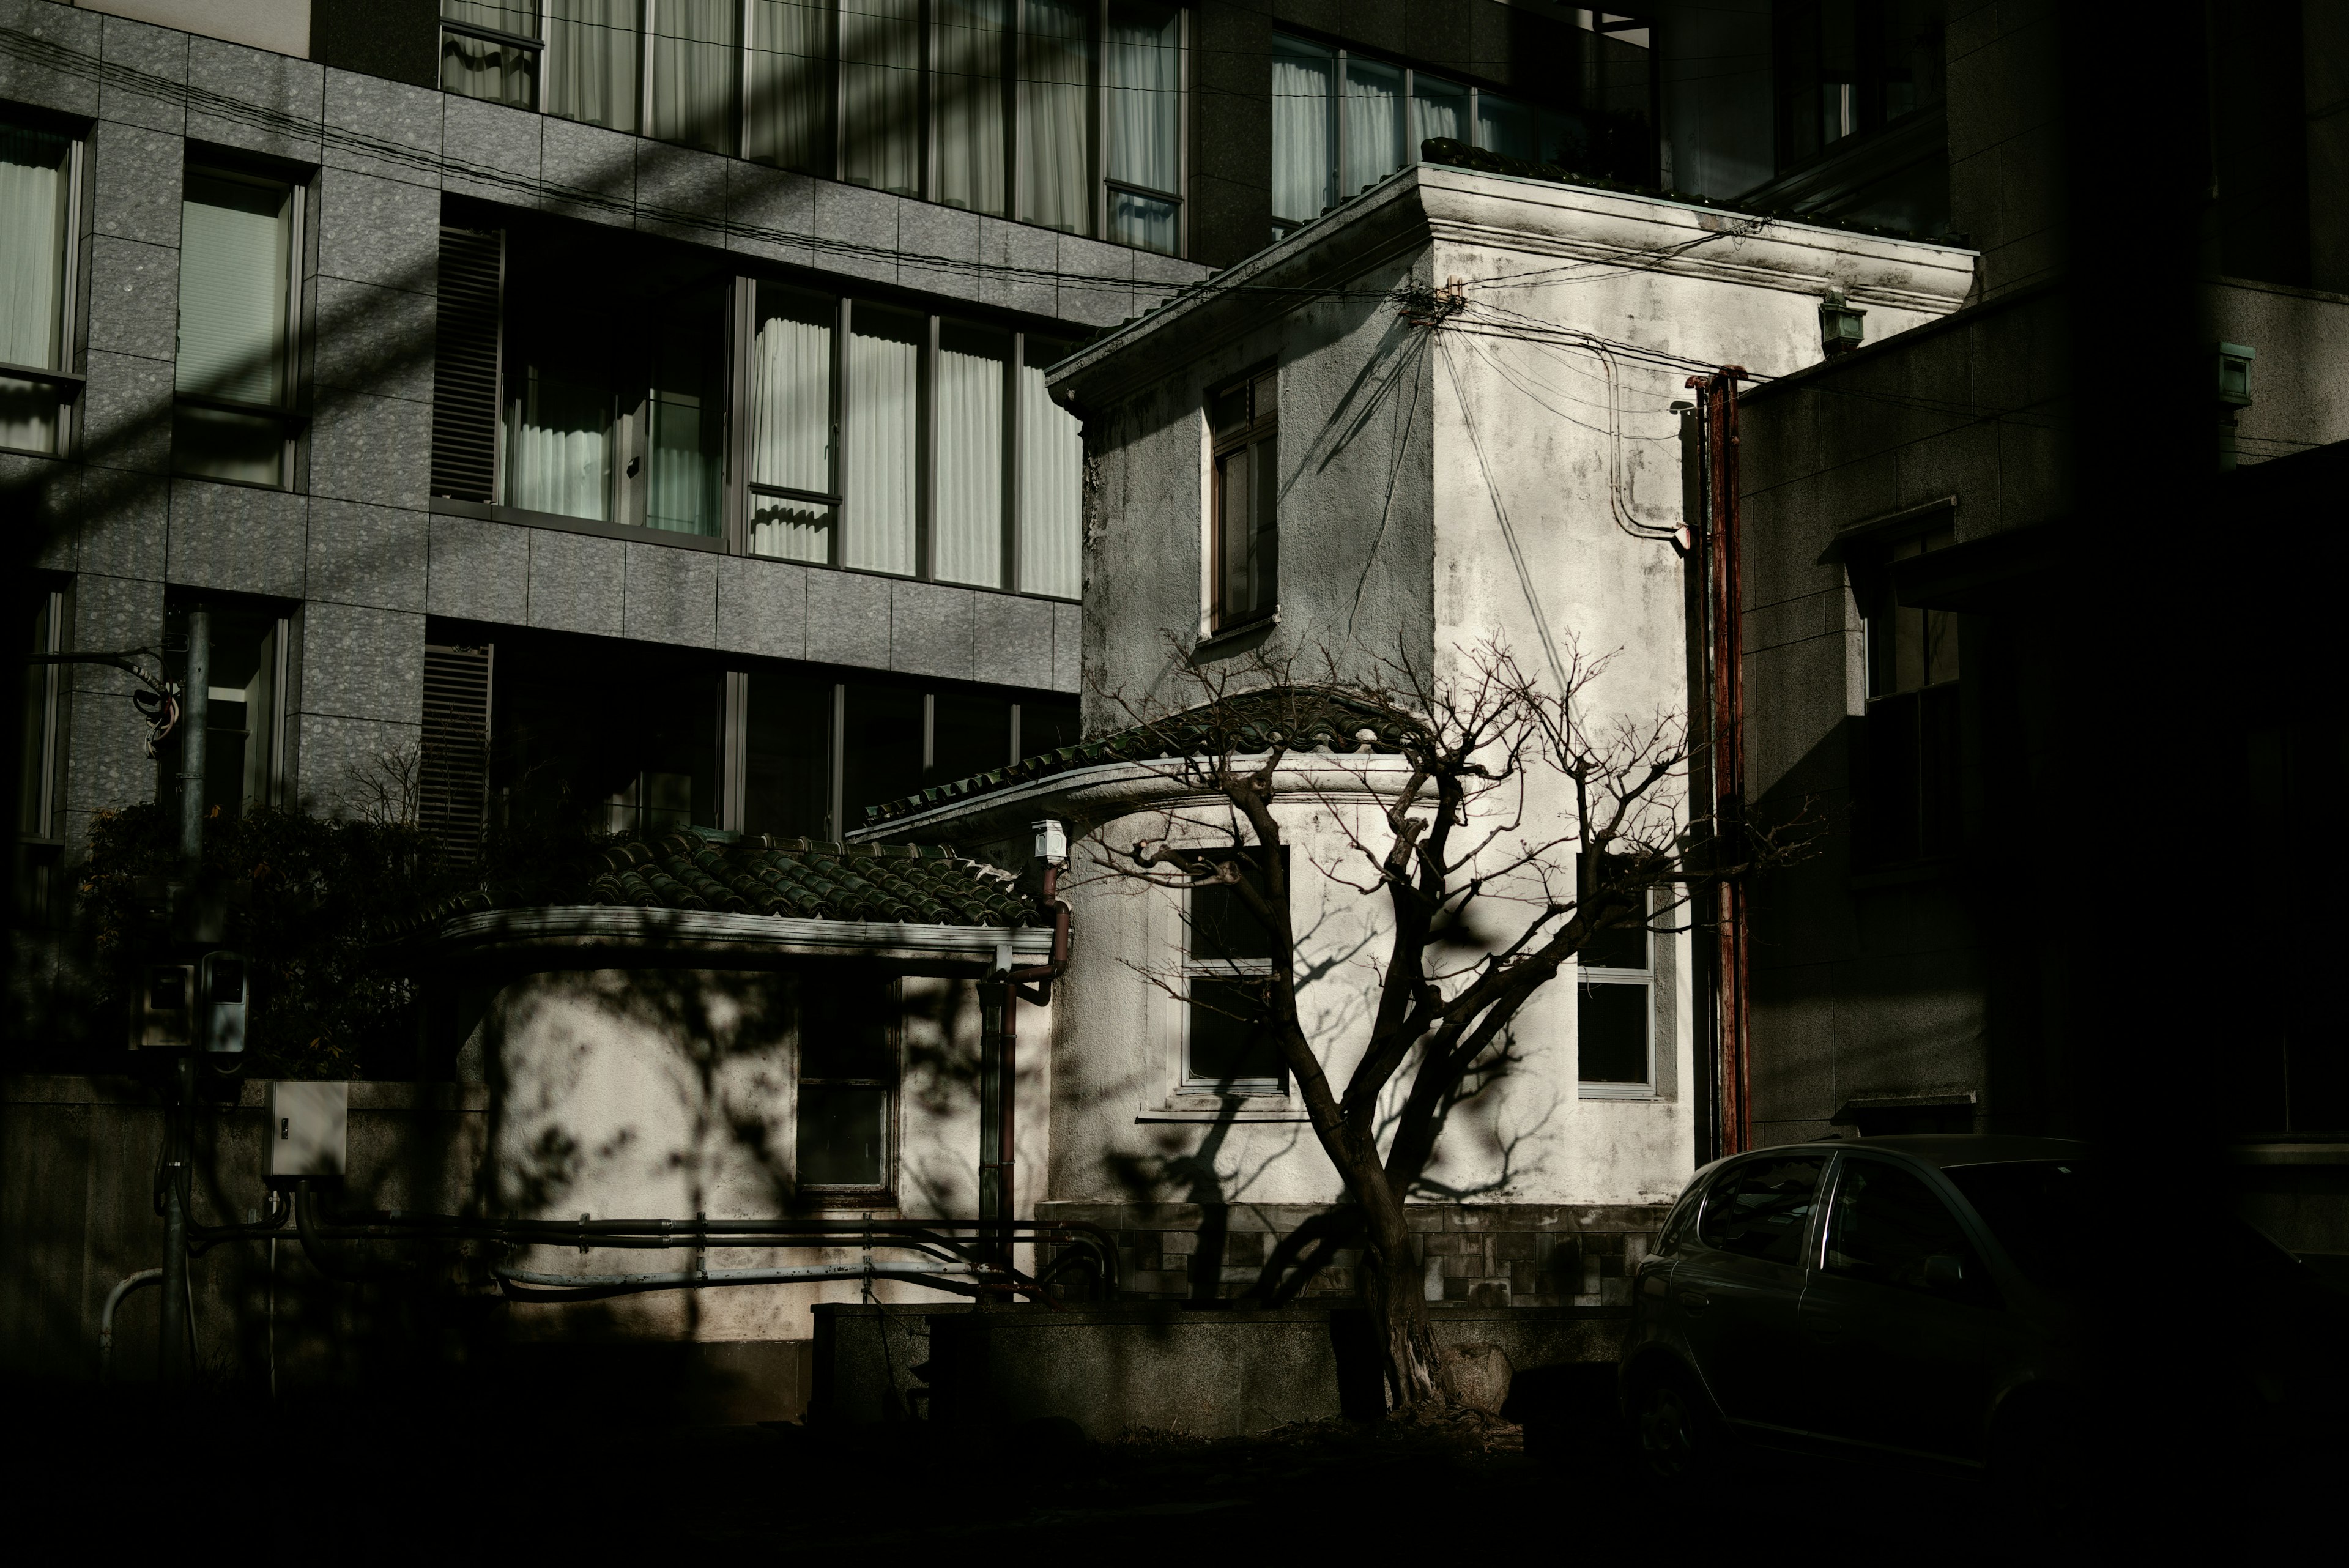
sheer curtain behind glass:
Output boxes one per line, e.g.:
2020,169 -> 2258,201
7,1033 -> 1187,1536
1020,0 -> 1090,234
1342,57 -> 1402,196
1018,338 -> 1080,598
841,0 -> 921,195
1477,91 -> 1535,161
546,0 -> 640,132
749,285 -> 836,562
1105,2 -> 1179,252
650,0 -> 738,152
934,0 -> 1008,215
746,0 -> 831,171
441,1 -> 538,106
1410,72 -> 1466,159
933,322 -> 1005,588
176,171 -> 292,485
1270,38 -> 1334,227
647,287 -> 724,537
846,306 -> 921,575
0,125 -> 69,453
506,290 -> 614,522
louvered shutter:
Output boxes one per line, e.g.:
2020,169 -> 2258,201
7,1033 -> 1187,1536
430,226 -> 503,503
420,644 -> 493,863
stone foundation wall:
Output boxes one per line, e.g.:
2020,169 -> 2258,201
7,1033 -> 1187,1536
1034,1202 -> 1673,1308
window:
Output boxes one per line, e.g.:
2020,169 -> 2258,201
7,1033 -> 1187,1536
16,583 -> 65,924
1858,520 -> 1960,864
1182,848 -> 1285,1094
1,119 -> 81,458
1773,0 -> 1945,169
1209,368 -> 1277,634
157,604 -> 288,822
1269,24 -> 1655,239
1694,1155 -> 1826,1266
443,1 -> 1186,254
1821,1157 -> 1993,1306
796,972 -> 899,1193
174,166 -> 303,488
1577,900 -> 1653,1097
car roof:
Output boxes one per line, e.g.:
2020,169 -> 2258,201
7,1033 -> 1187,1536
1750,1134 -> 2091,1170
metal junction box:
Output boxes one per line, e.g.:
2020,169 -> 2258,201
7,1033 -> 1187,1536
133,964 -> 195,1049
267,1081 -> 348,1184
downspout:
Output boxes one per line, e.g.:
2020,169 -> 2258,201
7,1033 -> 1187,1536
1689,370 -> 1752,1157
982,820 -> 1071,1281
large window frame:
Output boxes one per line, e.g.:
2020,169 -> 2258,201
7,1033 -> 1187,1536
1854,516 -> 1961,867
440,0 -> 1189,256
1180,847 -> 1286,1097
793,970 -> 902,1201
1208,365 -> 1277,636
0,114 -> 86,461
1576,897 -> 1656,1099
173,162 -> 308,492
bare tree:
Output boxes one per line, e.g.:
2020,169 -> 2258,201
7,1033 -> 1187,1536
1090,640 -> 1808,1413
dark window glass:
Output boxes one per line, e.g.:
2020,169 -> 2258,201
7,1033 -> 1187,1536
1774,0 -> 1946,167
1577,977 -> 1649,1083
841,683 -> 925,825
496,633 -> 723,839
1860,522 -> 1961,864
796,1084 -> 889,1186
645,283 -> 727,538
158,606 -> 282,822
1210,371 -> 1278,633
20,590 -> 56,838
1655,1175 -> 1712,1257
1823,1159 -> 1993,1304
1020,698 -> 1081,757
1190,850 -> 1277,963
797,974 -> 896,1189
746,669 -> 833,839
1581,918 -> 1648,972
1187,976 -> 1283,1089
1696,1156 -> 1826,1265
1941,1159 -> 2094,1294
930,691 -> 1011,785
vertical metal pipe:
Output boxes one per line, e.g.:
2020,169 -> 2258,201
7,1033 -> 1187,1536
998,978 -> 1017,1274
1691,373 -> 1750,1156
179,606 -> 210,864
158,1053 -> 191,1382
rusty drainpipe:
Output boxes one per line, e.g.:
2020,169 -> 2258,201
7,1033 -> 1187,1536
985,820 -> 1071,1283
1689,369 -> 1752,1157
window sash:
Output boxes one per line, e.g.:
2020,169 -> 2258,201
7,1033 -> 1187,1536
1,121 -> 80,458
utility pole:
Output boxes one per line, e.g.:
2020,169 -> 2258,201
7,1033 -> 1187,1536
157,605 -> 209,1383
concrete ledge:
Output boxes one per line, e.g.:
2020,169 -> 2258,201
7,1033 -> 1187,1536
1,1074 -> 489,1110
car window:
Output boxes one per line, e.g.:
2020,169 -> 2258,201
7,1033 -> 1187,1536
1941,1159 -> 2093,1293
1653,1172 -> 1712,1257
1823,1159 -> 1995,1306
1694,1156 -> 1827,1265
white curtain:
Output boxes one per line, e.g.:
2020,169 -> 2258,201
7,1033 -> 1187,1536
934,0 -> 1007,216
177,173 -> 291,405
507,370 -> 613,521
841,0 -> 921,195
1409,72 -> 1466,159
933,325 -> 1005,588
746,0 -> 830,171
648,390 -> 719,533
1269,39 -> 1334,226
749,290 -> 835,562
1342,57 -> 1402,196
1017,348 -> 1080,599
1105,2 -> 1178,251
1476,90 -> 1536,161
1020,0 -> 1090,234
1,125 -> 67,451
440,1 -> 538,105
847,308 -> 919,576
650,0 -> 737,152
546,0 -> 640,133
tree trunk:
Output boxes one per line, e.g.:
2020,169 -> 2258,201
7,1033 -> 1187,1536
1358,1205 -> 1450,1413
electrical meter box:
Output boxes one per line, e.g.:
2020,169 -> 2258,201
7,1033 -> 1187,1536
133,964 -> 196,1049
267,1080 -> 348,1184
199,951 -> 247,1054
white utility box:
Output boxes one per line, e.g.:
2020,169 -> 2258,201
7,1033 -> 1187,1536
267,1080 -> 348,1183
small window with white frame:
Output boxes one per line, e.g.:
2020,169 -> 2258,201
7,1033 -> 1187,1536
1182,847 -> 1285,1094
1576,899 -> 1653,1098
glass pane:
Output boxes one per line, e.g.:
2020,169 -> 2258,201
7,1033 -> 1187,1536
178,171 -> 292,406
748,284 -> 834,560
747,0 -> 833,171
20,593 -> 53,837
1341,57 -> 1403,196
173,405 -> 283,486
1475,89 -> 1537,162
648,0 -> 737,153
1020,697 -> 1080,756
1577,977 -> 1649,1083
935,0 -> 1008,216
840,0 -> 921,196
1020,0 -> 1092,233
545,0 -> 640,133
1823,1161 -> 1983,1295
1269,36 -> 1336,223
1695,1156 -> 1825,1264
157,607 -> 279,818
1190,853 -> 1275,962
1216,444 -> 1250,619
796,1083 -> 888,1186
507,360 -> 613,521
647,286 -> 725,537
496,641 -> 722,837
1105,1 -> 1180,196
1943,1160 -> 2094,1293
841,682 -> 924,824
1,123 -> 72,373
930,691 -> 1011,784
442,2 -> 539,105
1017,340 -> 1082,598
0,374 -> 61,456
1580,915 -> 1648,972
1107,189 -> 1176,253
1187,978 -> 1282,1088
845,305 -> 921,575
935,321 -> 1008,589
802,977 -> 897,1078
746,669 -> 833,839
1410,72 -> 1467,158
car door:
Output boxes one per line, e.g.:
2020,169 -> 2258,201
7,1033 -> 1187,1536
1672,1152 -> 1829,1433
1797,1154 -> 2025,1461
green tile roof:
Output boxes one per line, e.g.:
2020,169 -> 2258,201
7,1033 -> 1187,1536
401,831 -> 1036,935
861,686 -> 1425,828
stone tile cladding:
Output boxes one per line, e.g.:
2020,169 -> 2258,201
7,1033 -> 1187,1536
1036,1202 -> 1672,1309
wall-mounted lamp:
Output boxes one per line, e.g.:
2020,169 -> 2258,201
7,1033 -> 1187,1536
1819,289 -> 1867,357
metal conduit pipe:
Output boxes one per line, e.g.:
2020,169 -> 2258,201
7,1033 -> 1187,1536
98,1268 -> 163,1383
493,1262 -> 986,1304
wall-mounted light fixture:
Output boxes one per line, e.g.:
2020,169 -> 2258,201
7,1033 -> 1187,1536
1819,289 -> 1867,357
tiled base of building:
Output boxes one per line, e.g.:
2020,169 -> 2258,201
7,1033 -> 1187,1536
1034,1202 -> 1672,1307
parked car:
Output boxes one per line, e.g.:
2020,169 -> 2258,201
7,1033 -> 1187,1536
1619,1135 -> 2347,1491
